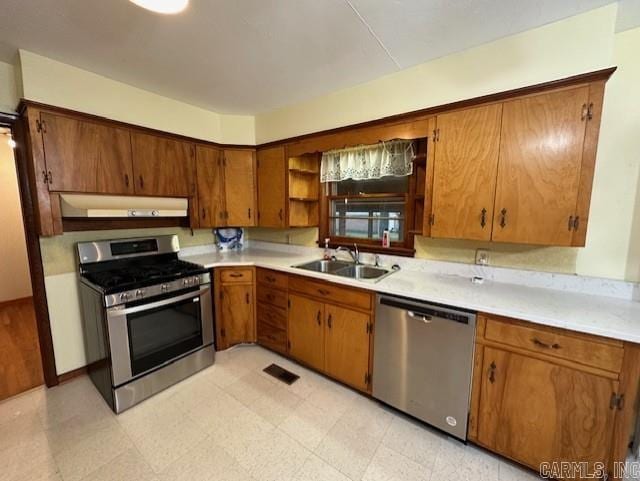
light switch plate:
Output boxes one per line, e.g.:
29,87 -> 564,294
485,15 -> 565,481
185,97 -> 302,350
475,249 -> 490,266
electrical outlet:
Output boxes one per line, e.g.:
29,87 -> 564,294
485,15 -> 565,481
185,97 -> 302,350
475,249 -> 490,266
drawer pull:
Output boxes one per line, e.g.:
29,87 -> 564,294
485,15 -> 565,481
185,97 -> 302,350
318,289 -> 330,296
532,338 -> 560,350
266,276 -> 276,282
229,273 -> 244,278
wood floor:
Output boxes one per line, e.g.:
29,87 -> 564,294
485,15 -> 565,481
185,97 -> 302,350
0,297 -> 43,401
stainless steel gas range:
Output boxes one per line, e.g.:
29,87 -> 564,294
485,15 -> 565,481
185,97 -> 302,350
77,235 -> 214,413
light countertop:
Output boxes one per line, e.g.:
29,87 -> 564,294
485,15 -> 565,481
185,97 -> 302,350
182,248 -> 640,344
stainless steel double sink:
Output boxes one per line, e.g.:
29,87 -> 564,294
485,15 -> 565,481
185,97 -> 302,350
293,259 -> 397,282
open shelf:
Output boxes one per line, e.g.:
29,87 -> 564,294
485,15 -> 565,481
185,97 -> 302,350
288,153 -> 320,227
289,168 -> 319,175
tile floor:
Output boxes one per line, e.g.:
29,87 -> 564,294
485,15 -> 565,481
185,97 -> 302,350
0,345 -> 541,481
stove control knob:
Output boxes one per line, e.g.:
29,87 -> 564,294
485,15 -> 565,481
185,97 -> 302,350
161,283 -> 169,292
193,276 -> 199,285
119,292 -> 130,302
151,210 -> 159,217
135,289 -> 145,298
183,278 -> 191,286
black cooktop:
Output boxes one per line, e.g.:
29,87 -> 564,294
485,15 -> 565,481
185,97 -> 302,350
82,256 -> 207,293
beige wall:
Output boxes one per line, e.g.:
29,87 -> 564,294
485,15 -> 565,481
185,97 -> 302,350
0,133 -> 32,302
18,50 -> 255,145
251,5 -> 640,283
0,60 -> 18,112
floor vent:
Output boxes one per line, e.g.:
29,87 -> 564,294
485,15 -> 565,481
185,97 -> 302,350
263,364 -> 299,385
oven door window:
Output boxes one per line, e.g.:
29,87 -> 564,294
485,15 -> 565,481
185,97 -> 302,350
126,294 -> 203,376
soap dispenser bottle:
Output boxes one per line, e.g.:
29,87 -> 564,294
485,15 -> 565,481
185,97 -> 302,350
323,238 -> 331,260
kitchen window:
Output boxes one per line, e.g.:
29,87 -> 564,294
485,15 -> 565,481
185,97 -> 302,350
319,138 -> 428,256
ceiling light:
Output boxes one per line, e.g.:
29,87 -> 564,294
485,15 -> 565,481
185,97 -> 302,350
129,0 -> 188,14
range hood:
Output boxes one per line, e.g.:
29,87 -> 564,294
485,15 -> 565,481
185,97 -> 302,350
59,194 -> 188,218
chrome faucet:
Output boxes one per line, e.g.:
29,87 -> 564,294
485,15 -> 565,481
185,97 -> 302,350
336,243 -> 360,264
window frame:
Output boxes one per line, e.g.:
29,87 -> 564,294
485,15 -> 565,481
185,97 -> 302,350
318,137 -> 428,257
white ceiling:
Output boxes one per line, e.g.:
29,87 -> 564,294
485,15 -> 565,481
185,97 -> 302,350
0,0 -> 617,114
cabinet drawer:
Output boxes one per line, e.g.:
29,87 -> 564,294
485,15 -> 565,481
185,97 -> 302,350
257,302 -> 287,330
257,285 -> 288,309
220,268 -> 253,283
257,323 -> 287,354
484,317 -> 624,373
257,269 -> 288,290
289,276 -> 372,311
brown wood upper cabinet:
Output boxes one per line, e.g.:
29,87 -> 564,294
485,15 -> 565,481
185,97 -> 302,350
223,149 -> 257,227
431,104 -> 502,240
257,146 -> 287,228
428,84 -> 604,246
492,86 -> 591,246
196,145 -> 226,227
131,132 -> 195,197
39,112 -> 134,194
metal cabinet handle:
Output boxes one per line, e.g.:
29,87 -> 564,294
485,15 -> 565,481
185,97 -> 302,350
48,170 -> 53,184
318,289 -> 330,296
245,293 -> 250,304
568,216 -> 574,231
201,208 -> 206,220
488,361 -> 496,384
248,208 -> 251,219
265,276 -> 276,283
327,314 -> 332,329
581,103 -> 589,121
139,175 -> 144,189
480,208 -> 487,228
124,174 -> 130,187
499,208 -> 507,228
316,310 -> 321,325
587,103 -> 594,120
532,338 -> 560,350
278,209 -> 283,221
229,272 -> 243,278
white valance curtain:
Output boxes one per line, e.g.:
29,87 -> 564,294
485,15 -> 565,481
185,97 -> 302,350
320,139 -> 414,183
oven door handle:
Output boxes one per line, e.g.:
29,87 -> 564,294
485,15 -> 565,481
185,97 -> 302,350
114,287 -> 211,315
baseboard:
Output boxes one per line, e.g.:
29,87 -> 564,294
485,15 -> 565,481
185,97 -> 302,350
0,296 -> 33,309
57,365 -> 87,384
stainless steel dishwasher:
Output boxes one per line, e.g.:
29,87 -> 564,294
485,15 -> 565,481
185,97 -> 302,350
372,294 -> 476,441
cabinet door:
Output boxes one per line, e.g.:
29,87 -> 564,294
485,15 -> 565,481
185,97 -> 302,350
431,104 -> 502,240
223,149 -> 256,226
96,124 -> 134,194
492,87 -> 589,245
219,284 -> 254,349
288,294 -> 324,371
478,347 -> 616,476
131,132 -> 195,196
324,305 -> 371,391
257,146 -> 287,227
40,112 -> 100,192
196,145 -> 226,227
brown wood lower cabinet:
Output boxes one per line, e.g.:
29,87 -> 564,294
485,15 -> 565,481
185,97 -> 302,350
288,276 -> 374,393
470,314 -> 640,481
215,268 -> 255,350
253,270 -> 374,393
288,294 -> 325,371
324,304 -> 371,391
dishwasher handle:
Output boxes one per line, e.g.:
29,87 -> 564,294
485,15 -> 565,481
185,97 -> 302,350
407,311 -> 432,323
379,295 -> 476,326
